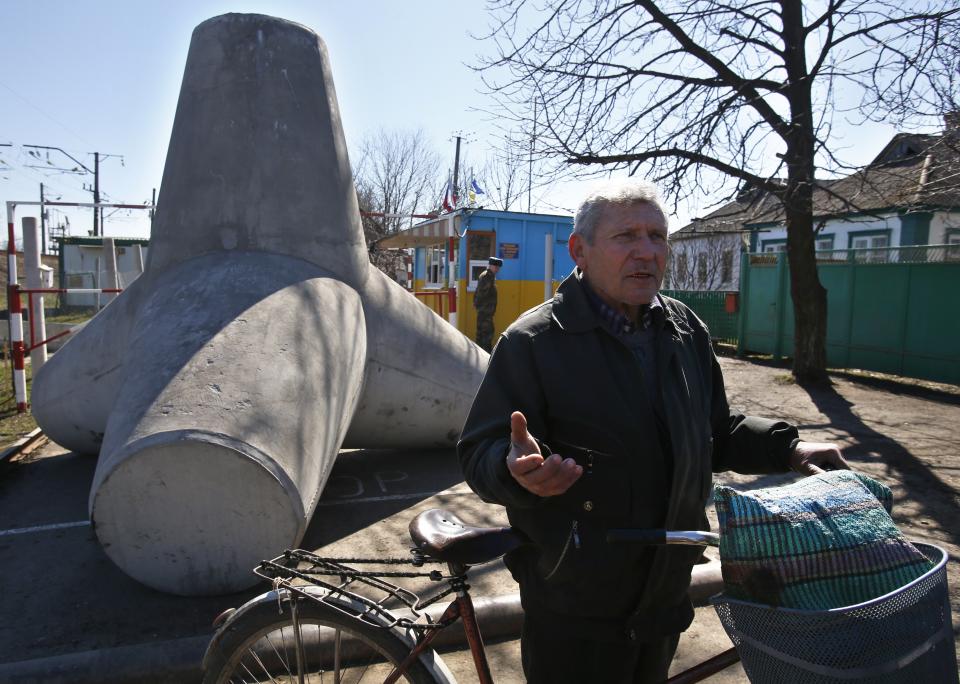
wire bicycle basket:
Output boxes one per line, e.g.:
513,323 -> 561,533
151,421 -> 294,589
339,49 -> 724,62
711,542 -> 958,683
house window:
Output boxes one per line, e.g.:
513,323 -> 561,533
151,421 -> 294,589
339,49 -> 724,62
762,240 -> 786,253
424,244 -> 446,287
697,254 -> 707,287
721,249 -> 733,284
947,231 -> 960,262
850,233 -> 889,263
675,253 -> 688,283
815,236 -> 834,252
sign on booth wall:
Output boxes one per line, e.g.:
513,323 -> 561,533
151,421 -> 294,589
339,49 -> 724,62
499,243 -> 519,259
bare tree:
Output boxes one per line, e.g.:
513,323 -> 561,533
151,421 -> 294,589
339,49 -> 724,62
479,0 -> 960,382
481,135 -> 529,210
354,128 -> 442,234
354,128 -> 443,280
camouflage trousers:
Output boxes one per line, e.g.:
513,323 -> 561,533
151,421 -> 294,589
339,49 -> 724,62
475,314 -> 494,353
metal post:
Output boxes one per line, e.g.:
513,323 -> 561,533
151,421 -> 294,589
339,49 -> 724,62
7,201 -> 19,398
102,237 -> 119,305
452,137 -> 462,208
9,282 -> 26,412
845,252 -> 857,368
528,99 -> 537,213
23,217 -> 47,370
737,251 -> 749,357
133,244 -> 145,275
544,232 -> 553,301
40,183 -> 47,256
447,235 -> 457,328
772,251 -> 787,361
93,152 -> 100,236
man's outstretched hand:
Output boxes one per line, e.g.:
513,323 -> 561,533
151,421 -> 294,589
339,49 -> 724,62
506,411 -> 583,496
790,441 -> 850,475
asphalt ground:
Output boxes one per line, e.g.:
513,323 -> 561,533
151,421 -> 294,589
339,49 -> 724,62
0,441 -> 743,683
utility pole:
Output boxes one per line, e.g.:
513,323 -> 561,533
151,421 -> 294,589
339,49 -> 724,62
22,144 -> 119,237
452,135 -> 462,207
528,99 -> 537,213
150,188 -> 156,223
93,152 -> 100,236
40,183 -> 47,255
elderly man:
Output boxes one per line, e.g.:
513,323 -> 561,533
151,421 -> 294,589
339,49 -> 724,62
458,180 -> 847,683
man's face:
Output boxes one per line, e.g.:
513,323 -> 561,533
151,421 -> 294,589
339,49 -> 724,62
568,201 -> 668,313
488,264 -> 500,274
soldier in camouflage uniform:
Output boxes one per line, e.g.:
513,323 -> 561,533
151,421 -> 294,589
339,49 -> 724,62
473,256 -> 502,352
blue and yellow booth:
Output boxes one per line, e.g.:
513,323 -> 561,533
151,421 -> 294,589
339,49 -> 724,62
379,208 -> 575,342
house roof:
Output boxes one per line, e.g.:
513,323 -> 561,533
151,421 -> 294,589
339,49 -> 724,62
672,128 -> 960,237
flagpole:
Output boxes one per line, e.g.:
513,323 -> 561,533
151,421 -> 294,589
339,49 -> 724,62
528,99 -> 536,213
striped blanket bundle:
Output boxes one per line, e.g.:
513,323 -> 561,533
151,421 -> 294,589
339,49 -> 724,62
714,470 -> 933,610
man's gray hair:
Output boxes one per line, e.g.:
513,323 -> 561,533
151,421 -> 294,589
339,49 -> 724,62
573,179 -> 669,244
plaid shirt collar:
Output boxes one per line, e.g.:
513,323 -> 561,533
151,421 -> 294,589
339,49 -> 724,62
579,272 -> 662,335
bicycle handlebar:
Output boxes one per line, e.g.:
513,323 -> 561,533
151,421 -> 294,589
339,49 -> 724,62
606,529 -> 720,547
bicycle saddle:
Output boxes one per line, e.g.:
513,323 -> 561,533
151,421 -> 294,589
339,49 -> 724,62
409,508 -> 528,565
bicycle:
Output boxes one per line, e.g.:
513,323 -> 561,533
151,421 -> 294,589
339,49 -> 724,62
202,507 -> 742,684
202,507 -> 523,683
202,508 -> 955,683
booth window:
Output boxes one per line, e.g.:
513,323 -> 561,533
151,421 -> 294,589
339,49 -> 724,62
466,231 -> 495,292
425,244 -> 446,287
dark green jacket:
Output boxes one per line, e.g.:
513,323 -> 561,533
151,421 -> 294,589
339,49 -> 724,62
473,269 -> 497,315
458,271 -> 797,642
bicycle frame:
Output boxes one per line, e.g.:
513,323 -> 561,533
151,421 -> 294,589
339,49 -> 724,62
386,560 -> 493,684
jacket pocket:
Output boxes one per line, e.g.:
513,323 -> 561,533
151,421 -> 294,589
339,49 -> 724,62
546,439 -> 632,521
534,516 -> 650,620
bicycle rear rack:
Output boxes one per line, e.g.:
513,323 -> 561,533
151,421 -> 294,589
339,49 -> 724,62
255,549 -> 459,635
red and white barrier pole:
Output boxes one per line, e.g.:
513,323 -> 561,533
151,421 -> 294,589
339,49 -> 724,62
6,204 -> 17,290
9,283 -> 26,412
6,201 -> 27,411
447,236 -> 457,328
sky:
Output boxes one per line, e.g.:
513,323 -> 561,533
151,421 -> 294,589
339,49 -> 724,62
0,1 -> 936,247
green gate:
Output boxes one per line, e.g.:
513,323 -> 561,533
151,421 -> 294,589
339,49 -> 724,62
660,290 -> 740,345
738,246 -> 960,384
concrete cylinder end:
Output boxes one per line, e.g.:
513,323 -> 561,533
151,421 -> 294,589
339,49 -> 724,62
91,432 -> 304,595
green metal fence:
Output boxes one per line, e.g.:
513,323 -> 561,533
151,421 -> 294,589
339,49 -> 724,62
660,290 -> 740,345
738,245 -> 960,384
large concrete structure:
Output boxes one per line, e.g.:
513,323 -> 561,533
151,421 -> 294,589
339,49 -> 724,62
30,13 -> 488,595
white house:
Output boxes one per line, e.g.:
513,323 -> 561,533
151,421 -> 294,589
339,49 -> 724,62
665,117 -> 960,291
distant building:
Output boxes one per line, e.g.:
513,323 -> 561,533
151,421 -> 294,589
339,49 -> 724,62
378,208 -> 574,341
57,236 -> 149,307
665,116 -> 960,291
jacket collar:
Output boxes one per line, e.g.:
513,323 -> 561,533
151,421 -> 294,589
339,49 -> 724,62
551,268 -> 686,337
550,269 -> 604,333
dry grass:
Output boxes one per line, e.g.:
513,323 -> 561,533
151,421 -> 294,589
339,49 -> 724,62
0,360 -> 38,448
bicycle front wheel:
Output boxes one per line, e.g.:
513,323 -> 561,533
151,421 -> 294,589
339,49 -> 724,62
203,589 -> 450,684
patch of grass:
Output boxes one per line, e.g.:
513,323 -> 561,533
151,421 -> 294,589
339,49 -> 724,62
44,311 -> 94,324
774,373 -> 796,385
0,361 -> 38,447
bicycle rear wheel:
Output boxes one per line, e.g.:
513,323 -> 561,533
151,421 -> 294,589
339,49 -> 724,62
203,589 -> 449,684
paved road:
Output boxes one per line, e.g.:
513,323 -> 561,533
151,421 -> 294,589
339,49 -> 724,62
0,441 -> 744,682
